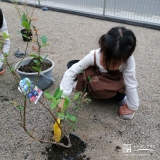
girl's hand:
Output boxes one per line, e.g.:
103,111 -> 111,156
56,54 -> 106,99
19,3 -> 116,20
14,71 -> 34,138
119,104 -> 135,115
56,98 -> 65,112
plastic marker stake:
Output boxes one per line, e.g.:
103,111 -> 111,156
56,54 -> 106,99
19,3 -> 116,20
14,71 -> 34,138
53,118 -> 61,142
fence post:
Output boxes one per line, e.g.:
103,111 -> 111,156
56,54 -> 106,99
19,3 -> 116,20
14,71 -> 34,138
103,0 -> 106,16
38,0 -> 40,5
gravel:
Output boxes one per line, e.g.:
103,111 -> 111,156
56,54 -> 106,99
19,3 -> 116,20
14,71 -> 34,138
0,1 -> 160,160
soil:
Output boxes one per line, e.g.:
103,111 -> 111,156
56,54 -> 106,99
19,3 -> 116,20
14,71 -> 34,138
46,134 -> 89,160
18,58 -> 52,73
1,2 -> 160,160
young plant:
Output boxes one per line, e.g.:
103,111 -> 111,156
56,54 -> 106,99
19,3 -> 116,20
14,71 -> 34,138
1,0 -> 92,149
13,1 -> 50,74
44,87 -> 90,138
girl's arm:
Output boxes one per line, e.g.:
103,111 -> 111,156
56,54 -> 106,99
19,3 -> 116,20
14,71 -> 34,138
60,50 -> 95,96
123,55 -> 139,111
1,16 -> 10,54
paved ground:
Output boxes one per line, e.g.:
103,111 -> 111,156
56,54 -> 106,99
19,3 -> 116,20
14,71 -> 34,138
20,0 -> 160,24
0,2 -> 160,160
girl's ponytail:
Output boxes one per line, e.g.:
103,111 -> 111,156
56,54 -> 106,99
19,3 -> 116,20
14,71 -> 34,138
99,27 -> 136,70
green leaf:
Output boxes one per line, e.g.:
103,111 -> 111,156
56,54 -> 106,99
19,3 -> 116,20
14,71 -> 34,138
64,112 -> 70,120
26,79 -> 31,86
43,43 -> 50,47
53,87 -> 60,97
30,54 -> 38,58
88,76 -> 91,82
55,90 -> 63,99
50,100 -> 57,110
32,66 -> 40,72
16,105 -> 24,111
39,57 -> 43,62
45,90 -> 49,93
40,35 -> 47,44
21,13 -> 28,22
33,60 -> 40,65
44,92 -> 53,99
22,21 -> 30,30
63,99 -> 69,110
74,92 -> 80,100
4,53 -> 8,57
63,95 -> 70,102
58,112 -> 65,119
3,32 -> 10,39
69,115 -> 77,122
10,67 -> 14,73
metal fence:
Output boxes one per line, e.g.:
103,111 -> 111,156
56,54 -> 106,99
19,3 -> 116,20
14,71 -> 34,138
3,0 -> 160,29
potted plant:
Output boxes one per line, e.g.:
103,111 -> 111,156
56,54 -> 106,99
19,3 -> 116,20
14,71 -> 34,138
15,2 -> 32,42
14,3 -> 54,90
21,28 -> 32,42
1,1 -> 91,159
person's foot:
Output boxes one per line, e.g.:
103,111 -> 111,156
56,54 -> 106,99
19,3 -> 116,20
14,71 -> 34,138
118,96 -> 135,120
0,68 -> 4,75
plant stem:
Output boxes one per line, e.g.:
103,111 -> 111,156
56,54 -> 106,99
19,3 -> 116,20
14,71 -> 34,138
34,26 -> 41,56
20,124 -> 71,148
38,99 -> 69,137
23,96 -> 27,127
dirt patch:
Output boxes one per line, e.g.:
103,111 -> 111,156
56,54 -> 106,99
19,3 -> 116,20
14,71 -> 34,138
46,134 -> 89,160
18,58 -> 52,73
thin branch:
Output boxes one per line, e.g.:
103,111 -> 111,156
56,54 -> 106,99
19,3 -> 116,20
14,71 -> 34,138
20,124 -> 71,148
23,96 -> 27,127
38,99 -> 68,137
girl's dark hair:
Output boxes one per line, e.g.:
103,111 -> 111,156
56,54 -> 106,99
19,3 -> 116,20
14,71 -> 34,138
0,9 -> 3,28
99,26 -> 136,70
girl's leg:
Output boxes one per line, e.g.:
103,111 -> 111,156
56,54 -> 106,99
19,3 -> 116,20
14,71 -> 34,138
114,92 -> 135,120
113,92 -> 125,101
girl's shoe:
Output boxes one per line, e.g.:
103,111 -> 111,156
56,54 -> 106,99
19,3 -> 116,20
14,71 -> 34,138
0,68 -> 4,75
119,112 -> 135,120
118,96 -> 135,120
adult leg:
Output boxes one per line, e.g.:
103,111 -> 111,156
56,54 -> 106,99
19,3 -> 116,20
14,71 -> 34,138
0,53 -> 4,75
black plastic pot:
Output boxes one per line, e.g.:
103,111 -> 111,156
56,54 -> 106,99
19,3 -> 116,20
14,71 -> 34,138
67,60 -> 80,69
21,29 -> 32,42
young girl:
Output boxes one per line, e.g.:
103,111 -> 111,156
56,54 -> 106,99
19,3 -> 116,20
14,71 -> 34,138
0,9 -> 10,75
59,27 -> 139,120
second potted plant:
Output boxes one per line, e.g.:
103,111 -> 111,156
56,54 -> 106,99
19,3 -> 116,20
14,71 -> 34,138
15,10 -> 55,90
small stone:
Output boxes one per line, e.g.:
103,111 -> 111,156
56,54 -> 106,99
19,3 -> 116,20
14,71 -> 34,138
116,146 -> 121,150
24,153 -> 29,159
